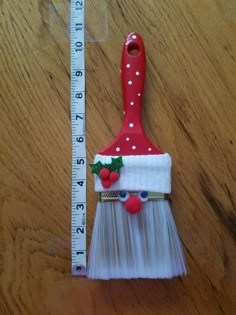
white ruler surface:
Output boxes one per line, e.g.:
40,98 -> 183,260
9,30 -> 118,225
70,0 -> 86,276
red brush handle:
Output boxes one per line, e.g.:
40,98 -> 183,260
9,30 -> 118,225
121,32 -> 146,121
100,32 -> 163,155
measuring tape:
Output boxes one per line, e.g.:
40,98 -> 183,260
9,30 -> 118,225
70,0 -> 86,276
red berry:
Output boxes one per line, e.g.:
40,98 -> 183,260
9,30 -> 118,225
99,168 -> 110,179
101,179 -> 111,188
109,171 -> 120,183
125,196 -> 142,214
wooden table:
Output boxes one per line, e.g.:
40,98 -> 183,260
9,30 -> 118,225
0,1 -> 235,314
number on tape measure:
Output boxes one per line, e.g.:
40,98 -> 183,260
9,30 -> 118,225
77,204 -> 84,210
76,227 -> 85,234
77,181 -> 84,186
76,1 -> 83,9
77,158 -> 85,164
75,41 -> 83,52
76,92 -> 83,99
76,23 -> 83,31
76,70 -> 83,77
76,115 -> 83,120
76,136 -> 84,142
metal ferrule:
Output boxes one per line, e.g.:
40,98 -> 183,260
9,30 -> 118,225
98,191 -> 168,202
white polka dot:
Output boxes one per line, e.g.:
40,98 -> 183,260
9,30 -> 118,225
132,145 -> 136,150
126,64 -> 130,68
116,147 -> 120,152
136,71 -> 140,76
123,111 -> 125,115
148,148 -> 152,151
132,35 -> 137,39
130,102 -> 134,105
128,81 -> 132,85
126,137 -> 130,141
129,123 -> 134,128
138,93 -> 141,96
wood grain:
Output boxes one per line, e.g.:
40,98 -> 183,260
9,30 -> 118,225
0,0 -> 235,314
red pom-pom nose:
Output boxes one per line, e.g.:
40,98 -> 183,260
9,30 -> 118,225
125,196 -> 142,214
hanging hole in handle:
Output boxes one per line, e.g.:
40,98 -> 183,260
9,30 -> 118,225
127,43 -> 140,56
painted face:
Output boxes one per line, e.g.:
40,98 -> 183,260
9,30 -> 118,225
118,190 -> 149,214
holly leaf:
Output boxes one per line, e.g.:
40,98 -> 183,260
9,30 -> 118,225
109,156 -> 124,172
89,156 -> 124,176
89,161 -> 104,175
104,163 -> 112,171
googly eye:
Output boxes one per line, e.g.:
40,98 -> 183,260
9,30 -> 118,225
118,190 -> 130,202
138,191 -> 149,202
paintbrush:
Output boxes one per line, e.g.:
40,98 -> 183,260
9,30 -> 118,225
88,32 -> 187,279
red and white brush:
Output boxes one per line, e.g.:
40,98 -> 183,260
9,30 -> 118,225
88,32 -> 187,279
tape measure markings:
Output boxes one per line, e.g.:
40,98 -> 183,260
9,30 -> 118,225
71,0 -> 86,276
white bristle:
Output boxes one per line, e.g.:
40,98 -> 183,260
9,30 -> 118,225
87,200 -> 187,279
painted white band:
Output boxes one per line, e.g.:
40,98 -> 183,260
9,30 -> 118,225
94,153 -> 172,193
